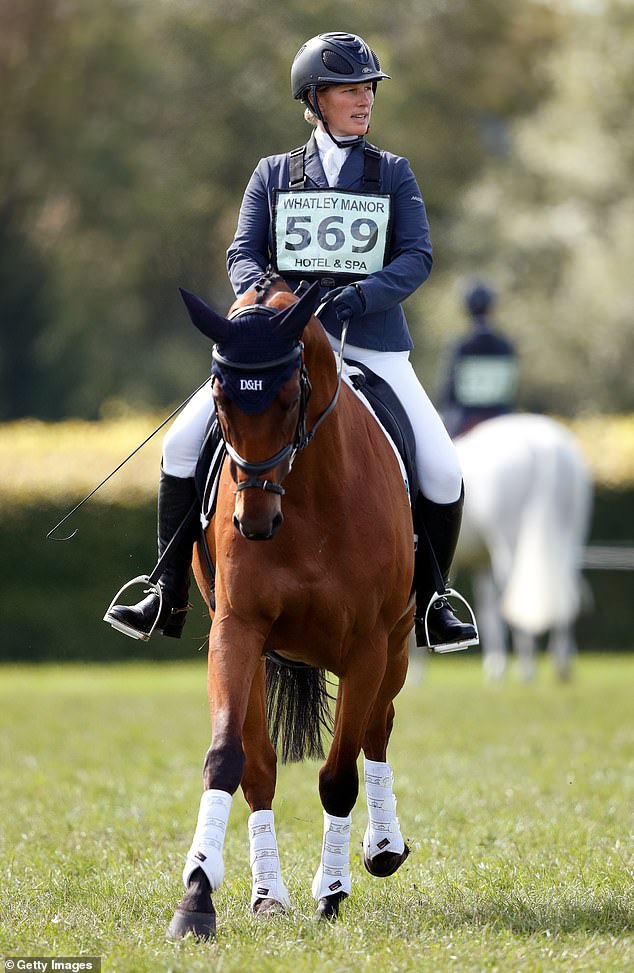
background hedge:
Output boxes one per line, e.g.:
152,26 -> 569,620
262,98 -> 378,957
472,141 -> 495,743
0,488 -> 631,662
1,412 -> 631,661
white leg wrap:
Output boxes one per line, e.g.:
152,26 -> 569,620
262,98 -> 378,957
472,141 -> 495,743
363,758 -> 405,860
311,810 -> 352,901
248,809 -> 290,908
182,789 -> 232,892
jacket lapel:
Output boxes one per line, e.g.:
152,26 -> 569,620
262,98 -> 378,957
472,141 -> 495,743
298,135 -> 370,189
335,142 -> 366,189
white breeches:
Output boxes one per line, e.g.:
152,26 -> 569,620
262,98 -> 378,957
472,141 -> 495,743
329,336 -> 463,503
162,345 -> 463,504
162,379 -> 215,478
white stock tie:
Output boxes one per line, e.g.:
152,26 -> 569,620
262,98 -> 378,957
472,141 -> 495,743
321,144 -> 349,187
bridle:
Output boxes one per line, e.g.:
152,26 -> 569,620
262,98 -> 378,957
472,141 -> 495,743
212,291 -> 349,496
212,324 -> 308,497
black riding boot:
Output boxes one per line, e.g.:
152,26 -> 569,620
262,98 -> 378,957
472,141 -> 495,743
104,470 -> 199,641
413,486 -> 478,650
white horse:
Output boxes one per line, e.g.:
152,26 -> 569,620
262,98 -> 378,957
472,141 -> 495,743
453,414 -> 593,682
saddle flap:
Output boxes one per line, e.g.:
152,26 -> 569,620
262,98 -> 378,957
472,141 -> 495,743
344,360 -> 419,502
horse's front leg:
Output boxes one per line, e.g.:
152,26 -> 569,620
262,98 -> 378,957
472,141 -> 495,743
361,629 -> 410,879
167,616 -> 264,940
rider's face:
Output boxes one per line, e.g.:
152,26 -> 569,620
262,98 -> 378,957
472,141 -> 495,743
317,82 -> 374,137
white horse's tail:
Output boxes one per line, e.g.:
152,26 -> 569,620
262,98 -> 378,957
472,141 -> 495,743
500,420 -> 592,634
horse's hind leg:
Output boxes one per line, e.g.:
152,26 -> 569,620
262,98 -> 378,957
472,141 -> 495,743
240,660 -> 289,916
548,624 -> 575,682
474,570 -> 508,683
312,651 -> 388,920
362,632 -> 410,878
512,627 -> 538,682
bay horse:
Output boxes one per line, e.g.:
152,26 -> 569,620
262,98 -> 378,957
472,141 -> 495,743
453,413 -> 592,681
167,275 -> 414,939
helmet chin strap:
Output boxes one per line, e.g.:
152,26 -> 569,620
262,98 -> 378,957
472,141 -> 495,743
305,87 -> 367,149
323,121 -> 365,148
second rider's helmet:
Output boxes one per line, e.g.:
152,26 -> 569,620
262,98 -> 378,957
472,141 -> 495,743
465,281 -> 496,316
291,32 -> 390,123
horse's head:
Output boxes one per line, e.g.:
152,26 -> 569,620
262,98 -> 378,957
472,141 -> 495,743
180,282 -> 321,540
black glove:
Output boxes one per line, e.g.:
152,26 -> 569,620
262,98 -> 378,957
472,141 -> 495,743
331,284 -> 366,324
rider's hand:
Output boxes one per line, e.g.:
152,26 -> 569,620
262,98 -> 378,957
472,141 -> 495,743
332,284 -> 366,324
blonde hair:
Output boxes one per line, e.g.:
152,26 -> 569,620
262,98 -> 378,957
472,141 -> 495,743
302,85 -> 330,126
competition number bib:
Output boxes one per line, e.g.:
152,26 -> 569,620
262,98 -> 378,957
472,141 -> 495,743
454,357 -> 519,407
273,189 -> 391,277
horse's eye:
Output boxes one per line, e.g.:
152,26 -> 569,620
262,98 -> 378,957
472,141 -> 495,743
280,393 -> 300,413
213,382 -> 230,413
279,378 -> 301,411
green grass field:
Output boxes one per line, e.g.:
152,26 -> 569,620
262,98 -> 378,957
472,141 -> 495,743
1,655 -> 632,973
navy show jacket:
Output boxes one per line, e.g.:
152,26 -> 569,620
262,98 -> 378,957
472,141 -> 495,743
226,134 -> 433,352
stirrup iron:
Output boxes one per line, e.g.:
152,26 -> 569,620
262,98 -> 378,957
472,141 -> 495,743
103,575 -> 163,642
424,587 -> 479,654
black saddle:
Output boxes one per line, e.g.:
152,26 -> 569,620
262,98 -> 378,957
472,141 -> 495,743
345,360 -> 419,503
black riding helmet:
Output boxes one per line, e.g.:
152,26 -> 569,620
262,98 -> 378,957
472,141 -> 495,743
465,281 -> 496,317
291,32 -> 390,147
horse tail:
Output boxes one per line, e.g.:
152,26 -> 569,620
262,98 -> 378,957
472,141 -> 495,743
265,657 -> 334,763
501,418 -> 592,633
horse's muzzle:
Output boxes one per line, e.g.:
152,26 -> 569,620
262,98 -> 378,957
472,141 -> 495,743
233,510 -> 284,541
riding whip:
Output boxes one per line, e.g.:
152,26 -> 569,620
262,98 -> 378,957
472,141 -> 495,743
45,377 -> 210,541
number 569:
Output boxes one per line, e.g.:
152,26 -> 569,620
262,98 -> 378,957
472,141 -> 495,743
284,216 -> 378,254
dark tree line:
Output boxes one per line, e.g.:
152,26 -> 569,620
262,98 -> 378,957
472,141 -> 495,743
1,0 -> 630,420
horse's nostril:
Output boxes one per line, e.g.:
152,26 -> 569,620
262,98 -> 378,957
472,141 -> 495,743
271,512 -> 284,533
233,514 -> 246,537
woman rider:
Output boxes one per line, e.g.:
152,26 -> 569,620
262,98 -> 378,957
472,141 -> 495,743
105,31 -> 476,652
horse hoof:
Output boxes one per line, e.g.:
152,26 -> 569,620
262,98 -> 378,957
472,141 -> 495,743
363,842 -> 410,877
253,897 -> 286,917
166,907 -> 216,941
313,891 -> 348,921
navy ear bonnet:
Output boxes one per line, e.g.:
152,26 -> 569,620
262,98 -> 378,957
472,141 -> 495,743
179,283 -> 321,415
212,306 -> 302,415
